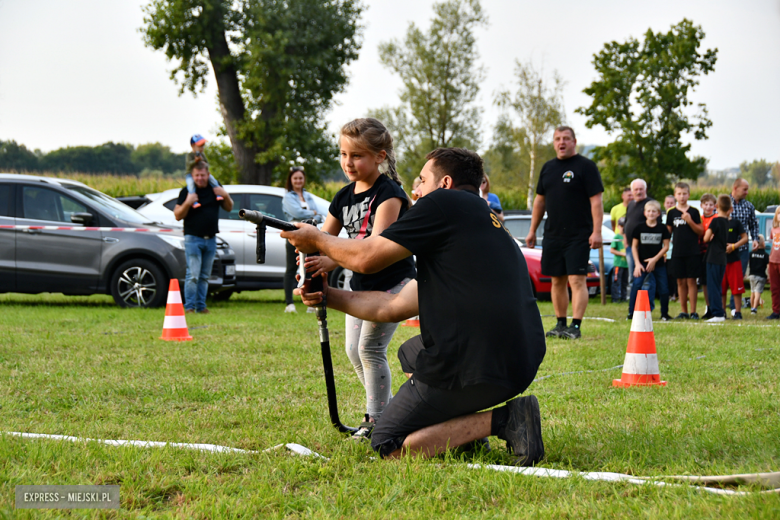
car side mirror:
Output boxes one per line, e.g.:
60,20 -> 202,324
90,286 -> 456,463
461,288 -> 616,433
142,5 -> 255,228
71,212 -> 94,226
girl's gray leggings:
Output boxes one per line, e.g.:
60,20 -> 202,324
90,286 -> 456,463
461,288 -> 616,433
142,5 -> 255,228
344,278 -> 411,421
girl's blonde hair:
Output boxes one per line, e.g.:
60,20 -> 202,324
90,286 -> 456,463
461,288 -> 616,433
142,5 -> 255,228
773,206 -> 780,228
340,118 -> 411,207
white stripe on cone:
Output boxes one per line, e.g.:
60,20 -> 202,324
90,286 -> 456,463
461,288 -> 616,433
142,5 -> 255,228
163,315 -> 188,330
630,311 -> 653,332
621,353 -> 660,375
167,291 -> 182,304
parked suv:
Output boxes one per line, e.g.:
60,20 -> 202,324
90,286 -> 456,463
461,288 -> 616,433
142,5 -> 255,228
0,174 -> 235,308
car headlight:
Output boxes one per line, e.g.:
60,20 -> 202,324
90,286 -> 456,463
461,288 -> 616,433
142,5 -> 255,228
157,234 -> 186,250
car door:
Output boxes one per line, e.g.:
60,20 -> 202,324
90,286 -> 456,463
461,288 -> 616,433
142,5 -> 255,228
0,183 -> 15,291
15,185 -> 103,293
242,192 -> 287,278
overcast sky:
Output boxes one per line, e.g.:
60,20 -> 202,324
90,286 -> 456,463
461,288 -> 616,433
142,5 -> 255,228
0,0 -> 778,171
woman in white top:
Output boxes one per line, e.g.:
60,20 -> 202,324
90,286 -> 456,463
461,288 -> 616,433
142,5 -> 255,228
282,166 -> 324,312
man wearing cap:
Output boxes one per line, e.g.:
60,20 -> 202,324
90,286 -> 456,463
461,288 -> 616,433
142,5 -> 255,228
174,161 -> 233,314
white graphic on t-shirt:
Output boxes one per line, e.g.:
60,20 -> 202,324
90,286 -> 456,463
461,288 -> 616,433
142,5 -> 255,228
672,216 -> 687,227
640,233 -> 662,244
341,196 -> 376,239
562,171 -> 574,183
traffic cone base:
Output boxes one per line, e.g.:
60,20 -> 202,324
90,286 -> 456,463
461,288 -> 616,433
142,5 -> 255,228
402,316 -> 420,327
160,280 -> 193,341
613,290 -> 666,387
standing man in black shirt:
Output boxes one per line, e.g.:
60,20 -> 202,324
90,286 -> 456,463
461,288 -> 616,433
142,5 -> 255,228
623,179 -> 655,284
174,162 -> 233,313
284,148 -> 546,465
526,126 -> 604,340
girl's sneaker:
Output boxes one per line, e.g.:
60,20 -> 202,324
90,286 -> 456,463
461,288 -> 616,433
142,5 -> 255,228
216,195 -> 224,201
192,201 -> 201,208
351,414 -> 374,442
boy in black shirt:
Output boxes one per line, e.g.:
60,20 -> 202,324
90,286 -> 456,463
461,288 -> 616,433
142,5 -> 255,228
629,200 -> 672,320
703,195 -> 735,322
666,182 -> 703,319
722,209 -> 749,319
749,235 -> 769,314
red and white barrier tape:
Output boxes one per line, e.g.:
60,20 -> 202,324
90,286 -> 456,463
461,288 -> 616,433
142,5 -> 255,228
0,225 -> 176,232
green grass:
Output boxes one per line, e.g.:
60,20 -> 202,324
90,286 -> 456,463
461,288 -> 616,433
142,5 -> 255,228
1,291 -> 779,518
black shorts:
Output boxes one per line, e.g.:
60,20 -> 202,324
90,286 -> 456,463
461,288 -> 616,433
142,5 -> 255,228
672,254 -> 701,279
371,336 -> 517,458
541,236 -> 590,277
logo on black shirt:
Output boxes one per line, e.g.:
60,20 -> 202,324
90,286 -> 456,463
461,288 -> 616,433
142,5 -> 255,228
562,171 -> 574,183
640,233 -> 662,244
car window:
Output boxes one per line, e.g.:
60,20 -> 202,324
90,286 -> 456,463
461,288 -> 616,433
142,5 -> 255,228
66,185 -> 149,225
246,193 -> 284,220
0,184 -> 11,217
504,218 -> 544,241
163,198 -> 177,212
22,186 -> 87,223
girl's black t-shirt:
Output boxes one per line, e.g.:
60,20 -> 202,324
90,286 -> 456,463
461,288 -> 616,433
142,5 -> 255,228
381,189 -> 546,392
666,206 -> 701,257
329,174 -> 416,291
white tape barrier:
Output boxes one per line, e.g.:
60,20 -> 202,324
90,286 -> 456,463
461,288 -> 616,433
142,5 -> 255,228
0,225 -> 176,232
5,431 -> 777,494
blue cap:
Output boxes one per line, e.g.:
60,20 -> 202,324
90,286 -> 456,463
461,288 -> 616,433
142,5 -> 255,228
190,134 -> 207,146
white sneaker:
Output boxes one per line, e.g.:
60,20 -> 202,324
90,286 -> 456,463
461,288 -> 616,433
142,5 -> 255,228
307,306 -> 317,313
284,304 -> 296,313
730,308 -> 736,317
707,316 -> 725,323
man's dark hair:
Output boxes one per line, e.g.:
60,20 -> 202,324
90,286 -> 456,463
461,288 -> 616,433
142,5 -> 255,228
555,126 -> 576,140
424,148 -> 484,191
192,161 -> 209,172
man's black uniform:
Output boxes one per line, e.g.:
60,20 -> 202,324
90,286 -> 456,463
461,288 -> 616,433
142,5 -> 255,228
372,188 -> 546,457
536,155 -> 604,276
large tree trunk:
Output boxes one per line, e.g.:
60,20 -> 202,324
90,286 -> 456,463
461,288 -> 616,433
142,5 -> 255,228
207,35 -> 270,185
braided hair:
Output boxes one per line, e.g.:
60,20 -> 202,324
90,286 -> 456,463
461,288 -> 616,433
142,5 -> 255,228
340,118 -> 412,208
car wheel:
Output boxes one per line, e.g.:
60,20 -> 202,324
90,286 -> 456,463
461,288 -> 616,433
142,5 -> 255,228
328,266 -> 349,289
110,259 -> 168,308
210,290 -> 233,302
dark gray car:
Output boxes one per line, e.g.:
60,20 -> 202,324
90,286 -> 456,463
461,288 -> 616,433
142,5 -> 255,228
0,174 -> 235,308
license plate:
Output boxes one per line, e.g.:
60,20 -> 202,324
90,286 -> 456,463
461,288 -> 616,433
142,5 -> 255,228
225,265 -> 236,276
588,286 -> 597,295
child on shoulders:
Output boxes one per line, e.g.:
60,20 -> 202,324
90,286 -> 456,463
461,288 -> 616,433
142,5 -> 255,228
185,134 -> 222,208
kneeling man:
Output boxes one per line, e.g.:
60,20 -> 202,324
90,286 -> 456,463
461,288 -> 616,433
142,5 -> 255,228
284,148 -> 546,464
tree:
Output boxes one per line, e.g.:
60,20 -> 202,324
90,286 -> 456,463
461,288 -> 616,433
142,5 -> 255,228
141,0 -> 362,185
739,159 -> 774,188
41,143 -> 138,174
495,61 -> 565,207
0,140 -> 41,172
132,143 -> 186,174
576,19 -> 717,196
373,0 -> 487,183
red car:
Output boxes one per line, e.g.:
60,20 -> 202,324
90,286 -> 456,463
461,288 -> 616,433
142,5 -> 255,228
519,245 -> 601,299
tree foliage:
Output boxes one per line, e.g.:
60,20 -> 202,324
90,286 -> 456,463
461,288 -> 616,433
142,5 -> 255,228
576,19 -> 718,195
495,61 -> 565,207
141,0 -> 362,185
0,140 -> 41,172
0,140 -> 185,175
739,159 -> 775,188
373,0 -> 487,183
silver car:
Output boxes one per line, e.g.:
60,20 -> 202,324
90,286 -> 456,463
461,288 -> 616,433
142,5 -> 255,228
138,185 -> 349,297
0,174 -> 236,307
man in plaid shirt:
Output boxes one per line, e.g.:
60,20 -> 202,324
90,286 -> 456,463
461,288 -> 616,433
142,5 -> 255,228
729,178 -> 759,311
730,178 -> 760,273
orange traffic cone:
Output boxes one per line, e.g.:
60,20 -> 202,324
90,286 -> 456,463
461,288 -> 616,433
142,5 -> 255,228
613,290 -> 666,387
160,279 -> 193,341
402,316 -> 420,327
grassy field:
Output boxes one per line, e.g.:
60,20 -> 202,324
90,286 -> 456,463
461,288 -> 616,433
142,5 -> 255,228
1,290 -> 779,518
